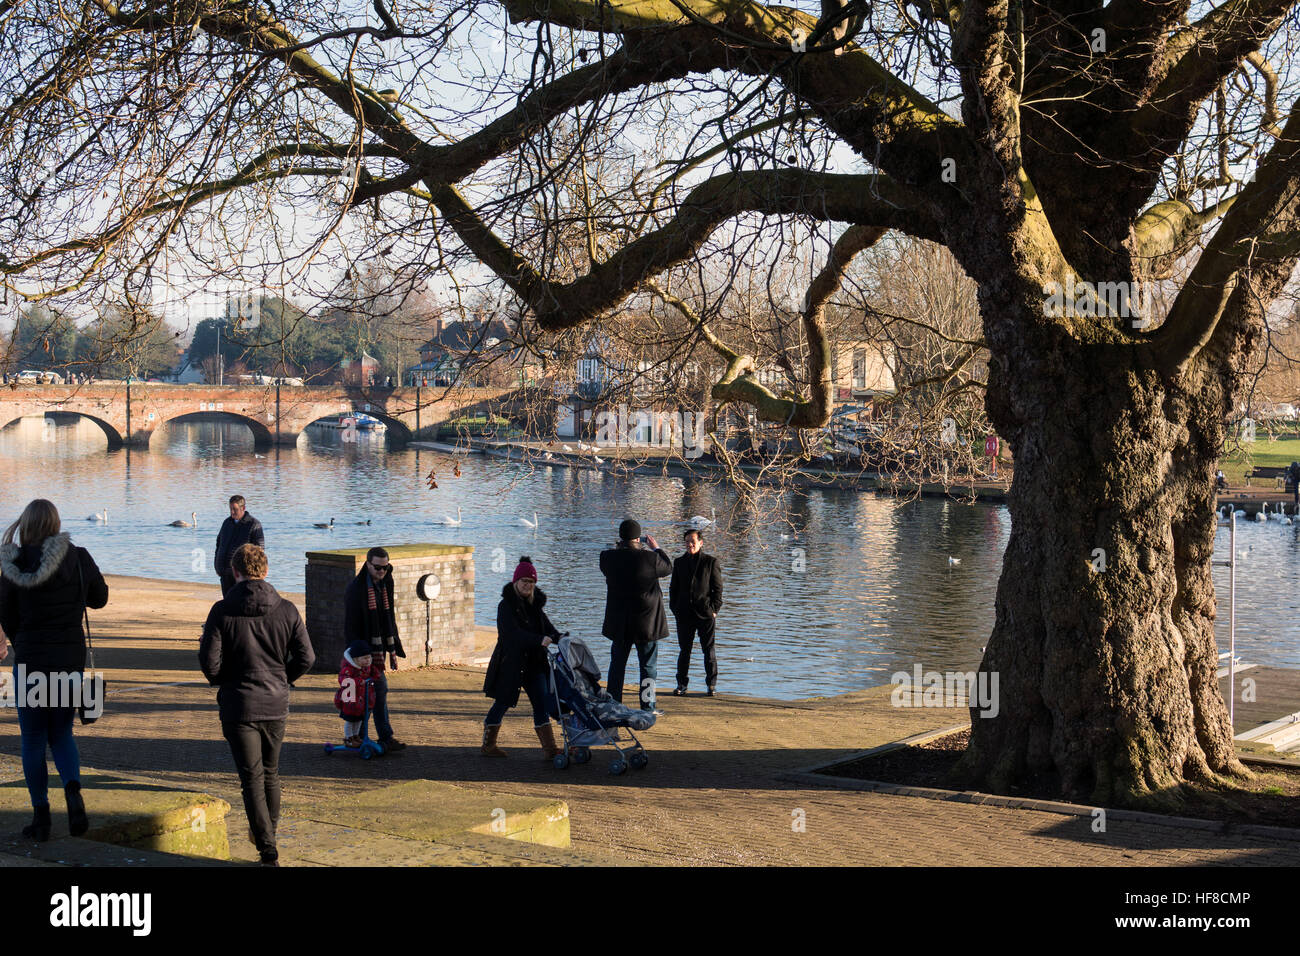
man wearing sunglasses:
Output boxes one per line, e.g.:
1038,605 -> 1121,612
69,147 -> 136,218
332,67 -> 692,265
342,547 -> 407,751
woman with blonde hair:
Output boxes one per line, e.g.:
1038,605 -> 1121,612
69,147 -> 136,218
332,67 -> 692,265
0,499 -> 108,841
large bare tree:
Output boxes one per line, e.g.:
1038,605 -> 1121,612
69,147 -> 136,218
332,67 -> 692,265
3,0 -> 1299,804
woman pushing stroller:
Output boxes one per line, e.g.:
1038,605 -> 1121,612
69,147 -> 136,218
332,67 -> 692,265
481,557 -> 563,759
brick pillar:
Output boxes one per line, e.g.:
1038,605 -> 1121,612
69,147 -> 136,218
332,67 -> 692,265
305,543 -> 475,671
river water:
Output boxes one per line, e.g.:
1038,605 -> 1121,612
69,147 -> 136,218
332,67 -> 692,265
0,415 -> 1290,699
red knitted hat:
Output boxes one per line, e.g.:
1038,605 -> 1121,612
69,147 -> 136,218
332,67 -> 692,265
513,556 -> 538,582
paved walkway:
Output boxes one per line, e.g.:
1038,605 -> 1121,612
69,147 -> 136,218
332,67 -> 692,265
4,574 -> 1298,866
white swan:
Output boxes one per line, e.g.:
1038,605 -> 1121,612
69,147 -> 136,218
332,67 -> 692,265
519,512 -> 539,529
593,455 -> 604,465
562,444 -> 574,453
313,517 -> 335,529
948,556 -> 962,566
1255,504 -> 1267,522
670,478 -> 686,490
168,512 -> 198,528
686,508 -> 716,530
436,507 -> 463,526
87,509 -> 108,522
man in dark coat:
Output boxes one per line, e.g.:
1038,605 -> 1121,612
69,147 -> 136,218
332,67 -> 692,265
342,547 -> 406,751
481,557 -> 562,758
199,543 -> 314,866
600,519 -> 671,712
214,495 -> 265,597
669,529 -> 724,697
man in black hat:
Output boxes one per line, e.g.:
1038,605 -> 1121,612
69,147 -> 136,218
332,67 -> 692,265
599,519 -> 671,713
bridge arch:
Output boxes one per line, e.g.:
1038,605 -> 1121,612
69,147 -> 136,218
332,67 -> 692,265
151,411 -> 275,449
0,411 -> 124,449
347,407 -> 412,444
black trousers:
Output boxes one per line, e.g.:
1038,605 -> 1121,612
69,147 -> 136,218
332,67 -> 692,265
675,614 -> 718,688
222,719 -> 286,855
219,572 -> 236,597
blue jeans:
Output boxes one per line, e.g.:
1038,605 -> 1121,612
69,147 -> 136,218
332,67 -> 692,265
485,671 -> 556,727
607,640 -> 658,709
15,671 -> 80,808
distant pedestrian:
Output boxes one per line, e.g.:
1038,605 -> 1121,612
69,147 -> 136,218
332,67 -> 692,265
669,529 -> 723,697
600,519 -> 671,713
481,557 -> 562,758
0,499 -> 108,842
342,547 -> 407,751
199,543 -> 314,866
214,495 -> 265,597
1288,461 -> 1300,509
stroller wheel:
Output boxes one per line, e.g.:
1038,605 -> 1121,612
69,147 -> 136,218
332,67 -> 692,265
630,751 -> 649,770
573,747 -> 591,764
609,759 -> 627,776
553,754 -> 570,770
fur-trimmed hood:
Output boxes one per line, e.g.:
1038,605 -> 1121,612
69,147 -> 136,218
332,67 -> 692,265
0,532 -> 72,589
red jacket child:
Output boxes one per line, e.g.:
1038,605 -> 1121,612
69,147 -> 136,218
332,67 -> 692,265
335,641 -> 380,719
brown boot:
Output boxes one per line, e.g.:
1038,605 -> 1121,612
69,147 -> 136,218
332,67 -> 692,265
534,723 -> 560,760
481,724 -> 507,757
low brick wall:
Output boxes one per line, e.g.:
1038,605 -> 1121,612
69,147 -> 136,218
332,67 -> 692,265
305,543 -> 475,671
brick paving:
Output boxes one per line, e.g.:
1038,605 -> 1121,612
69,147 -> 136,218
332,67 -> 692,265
4,574 -> 1298,866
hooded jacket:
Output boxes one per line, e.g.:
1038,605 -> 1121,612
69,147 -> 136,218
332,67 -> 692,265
198,578 -> 315,723
335,647 -> 380,719
0,532 -> 108,674
484,582 -> 561,705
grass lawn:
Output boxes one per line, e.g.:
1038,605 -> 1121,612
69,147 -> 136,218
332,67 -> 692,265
1221,433 -> 1300,484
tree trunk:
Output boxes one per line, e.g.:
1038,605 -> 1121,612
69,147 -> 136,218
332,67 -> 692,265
958,298 -> 1250,807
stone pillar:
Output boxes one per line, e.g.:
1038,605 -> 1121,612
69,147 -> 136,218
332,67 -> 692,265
305,543 -> 475,672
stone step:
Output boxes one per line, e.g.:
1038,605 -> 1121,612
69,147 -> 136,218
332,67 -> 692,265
0,770 -> 232,862
1235,710 -> 1300,751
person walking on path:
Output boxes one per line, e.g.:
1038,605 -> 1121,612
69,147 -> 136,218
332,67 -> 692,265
199,543 -> 314,866
669,529 -> 723,697
600,519 -> 671,713
214,495 -> 265,597
0,499 -> 107,842
342,547 -> 407,751
481,557 -> 563,758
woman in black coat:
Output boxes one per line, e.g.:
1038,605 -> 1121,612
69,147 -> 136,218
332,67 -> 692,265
0,499 -> 108,841
481,557 -> 562,759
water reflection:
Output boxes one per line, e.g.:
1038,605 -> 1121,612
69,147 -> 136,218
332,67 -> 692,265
0,413 -> 1278,699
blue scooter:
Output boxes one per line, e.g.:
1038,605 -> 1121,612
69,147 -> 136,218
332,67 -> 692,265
323,678 -> 387,759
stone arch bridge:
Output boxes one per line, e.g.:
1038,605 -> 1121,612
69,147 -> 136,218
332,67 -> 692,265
0,383 -> 529,449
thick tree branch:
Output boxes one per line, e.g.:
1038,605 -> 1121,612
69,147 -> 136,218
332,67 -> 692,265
428,170 -> 939,330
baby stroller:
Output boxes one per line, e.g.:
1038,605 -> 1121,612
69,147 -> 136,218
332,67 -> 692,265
548,635 -> 654,775
323,678 -> 386,759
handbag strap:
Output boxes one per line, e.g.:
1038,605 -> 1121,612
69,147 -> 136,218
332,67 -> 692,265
76,556 -> 94,671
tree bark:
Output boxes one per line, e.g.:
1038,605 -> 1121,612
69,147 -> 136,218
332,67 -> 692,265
957,290 -> 1251,807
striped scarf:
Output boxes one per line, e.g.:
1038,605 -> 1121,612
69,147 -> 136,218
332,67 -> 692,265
364,576 -> 397,654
